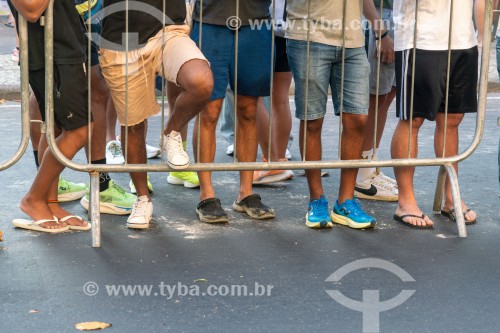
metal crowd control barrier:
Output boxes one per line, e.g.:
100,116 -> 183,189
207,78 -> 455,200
18,0 -> 492,247
0,16 -> 30,172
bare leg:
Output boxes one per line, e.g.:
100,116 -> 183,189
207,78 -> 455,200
256,98 -> 270,158
29,92 -> 42,153
391,118 -> 434,227
106,98 -> 118,143
362,89 -> 396,153
338,114 -> 368,204
300,118 -> 324,200
434,113 -> 476,222
163,60 -> 213,135
236,96 -> 259,202
194,99 -> 224,201
123,121 -> 150,199
167,81 -> 189,141
271,72 -> 293,160
87,65 -> 108,161
20,125 -> 89,229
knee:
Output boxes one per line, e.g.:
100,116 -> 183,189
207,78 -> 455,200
343,114 -> 367,134
180,60 -> 214,102
237,100 -> 258,123
411,117 -> 425,129
200,107 -> 221,128
302,118 -> 323,134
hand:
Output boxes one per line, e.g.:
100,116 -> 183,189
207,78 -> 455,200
375,34 -> 395,64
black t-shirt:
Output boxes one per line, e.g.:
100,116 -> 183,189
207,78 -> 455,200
192,0 -> 271,26
8,0 -> 86,70
100,0 -> 186,51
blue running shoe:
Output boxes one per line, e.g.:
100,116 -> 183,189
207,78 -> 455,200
306,195 -> 333,228
330,198 -> 376,229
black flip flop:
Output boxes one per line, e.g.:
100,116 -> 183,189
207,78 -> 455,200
440,208 -> 477,225
394,213 -> 433,229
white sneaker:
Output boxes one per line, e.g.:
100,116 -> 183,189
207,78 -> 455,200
285,149 -> 292,160
146,143 -> 161,159
127,196 -> 153,229
377,171 -> 398,188
226,144 -> 234,156
354,171 -> 398,202
106,140 -> 125,165
161,131 -> 189,169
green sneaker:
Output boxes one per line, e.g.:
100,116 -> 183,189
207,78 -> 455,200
167,171 -> 200,188
58,177 -> 87,202
80,180 -> 136,215
129,176 -> 154,194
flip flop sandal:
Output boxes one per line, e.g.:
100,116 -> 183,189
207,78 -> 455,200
59,215 -> 92,231
440,208 -> 476,225
393,213 -> 433,229
12,218 -> 69,233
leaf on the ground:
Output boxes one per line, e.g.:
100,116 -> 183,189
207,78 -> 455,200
0,230 -> 3,242
75,322 -> 112,331
194,278 -> 208,283
0,99 -> 5,105
29,309 -> 39,314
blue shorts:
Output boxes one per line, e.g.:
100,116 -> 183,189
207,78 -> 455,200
191,21 -> 272,100
287,39 -> 369,120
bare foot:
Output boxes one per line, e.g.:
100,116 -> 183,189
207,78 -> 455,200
20,195 -> 66,230
442,201 -> 476,224
395,206 -> 434,227
49,204 -> 89,228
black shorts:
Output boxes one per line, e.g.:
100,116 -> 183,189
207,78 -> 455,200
275,36 -> 290,73
30,64 -> 90,130
395,47 -> 478,121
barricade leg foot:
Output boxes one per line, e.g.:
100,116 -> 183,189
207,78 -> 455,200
90,171 -> 101,247
433,166 -> 447,212
444,164 -> 467,238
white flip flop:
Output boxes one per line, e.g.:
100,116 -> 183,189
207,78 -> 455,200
12,218 -> 69,233
59,215 -> 92,231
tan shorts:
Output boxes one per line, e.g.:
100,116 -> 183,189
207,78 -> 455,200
100,24 -> 207,126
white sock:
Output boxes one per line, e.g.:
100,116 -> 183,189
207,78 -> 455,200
357,149 -> 377,182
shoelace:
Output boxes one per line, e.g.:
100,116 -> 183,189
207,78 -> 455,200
342,200 -> 364,216
377,172 -> 397,186
168,134 -> 184,154
311,199 -> 329,217
110,182 -> 126,195
132,198 -> 150,215
372,175 -> 395,191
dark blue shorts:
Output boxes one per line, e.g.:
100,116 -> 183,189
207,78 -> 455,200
191,21 -> 272,100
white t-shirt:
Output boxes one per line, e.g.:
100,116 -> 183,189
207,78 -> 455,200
393,0 -> 477,51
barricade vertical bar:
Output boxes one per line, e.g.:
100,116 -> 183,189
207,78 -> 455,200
267,1 -> 276,165
196,0 -> 203,163
445,164 -> 466,237
124,0 -> 129,164
301,0 -> 311,161
337,0 -> 347,159
372,1 -> 384,160
87,3 -> 92,168
433,166 -> 447,212
432,0 -> 455,215
44,0 -> 55,151
232,0 -> 239,161
407,1 -> 418,159
90,171 -> 101,247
